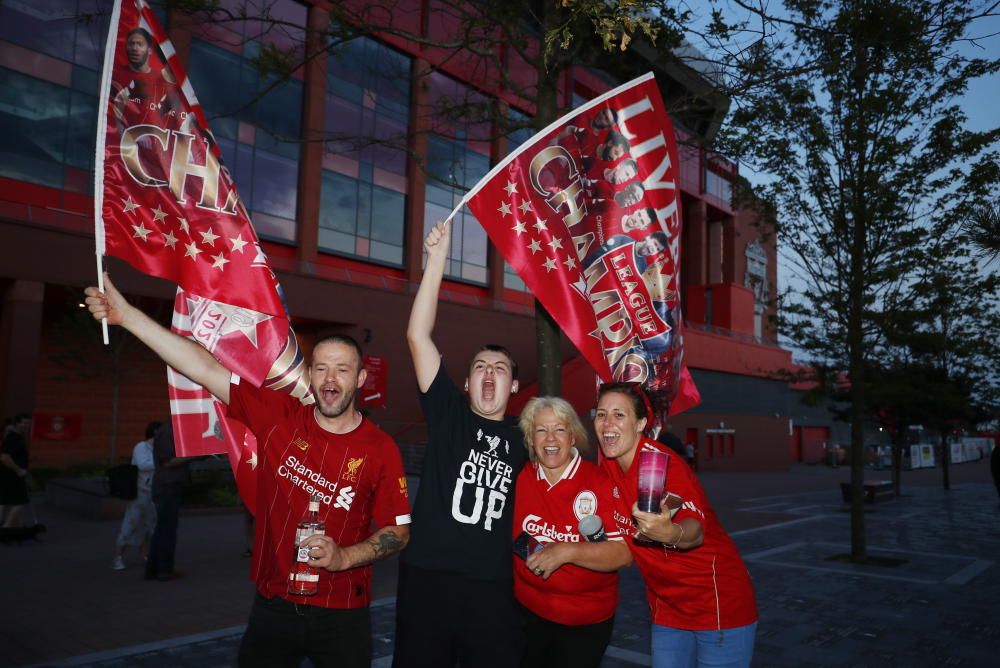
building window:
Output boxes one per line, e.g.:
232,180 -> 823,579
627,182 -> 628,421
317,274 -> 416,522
704,167 -> 732,204
423,72 -> 492,284
320,36 -> 411,265
187,17 -> 305,244
0,0 -> 111,193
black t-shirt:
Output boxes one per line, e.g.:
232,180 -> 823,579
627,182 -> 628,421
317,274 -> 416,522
403,364 -> 527,581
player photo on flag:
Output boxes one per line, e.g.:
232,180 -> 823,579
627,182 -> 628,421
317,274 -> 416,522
94,0 -> 311,511
465,73 -> 700,418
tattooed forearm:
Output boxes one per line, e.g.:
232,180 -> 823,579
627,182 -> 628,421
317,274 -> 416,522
370,530 -> 403,558
361,526 -> 410,565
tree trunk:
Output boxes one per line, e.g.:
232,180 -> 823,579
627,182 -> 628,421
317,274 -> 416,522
109,365 -> 121,465
536,301 -> 561,396
891,437 -> 902,497
533,60 -> 562,397
940,431 -> 951,491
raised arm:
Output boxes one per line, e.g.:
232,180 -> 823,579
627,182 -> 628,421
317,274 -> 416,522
406,220 -> 451,392
84,273 -> 232,403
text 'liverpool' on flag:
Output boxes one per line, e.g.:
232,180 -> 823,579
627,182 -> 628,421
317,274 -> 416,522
465,73 -> 700,419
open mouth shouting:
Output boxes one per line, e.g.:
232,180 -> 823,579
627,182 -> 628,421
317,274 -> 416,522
482,378 -> 496,402
319,383 -> 341,406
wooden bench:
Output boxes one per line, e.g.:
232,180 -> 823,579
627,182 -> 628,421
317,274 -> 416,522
840,481 -> 894,503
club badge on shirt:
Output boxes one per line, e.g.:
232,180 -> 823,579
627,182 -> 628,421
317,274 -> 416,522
573,490 -> 598,520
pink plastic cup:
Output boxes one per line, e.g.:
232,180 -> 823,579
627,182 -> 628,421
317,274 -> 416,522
637,450 -> 668,513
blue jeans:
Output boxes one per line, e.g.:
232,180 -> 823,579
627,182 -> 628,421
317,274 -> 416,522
651,622 -> 757,668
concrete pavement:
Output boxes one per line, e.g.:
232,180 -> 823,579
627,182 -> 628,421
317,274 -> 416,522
3,460 -> 997,667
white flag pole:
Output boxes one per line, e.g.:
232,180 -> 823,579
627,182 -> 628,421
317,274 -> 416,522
443,195 -> 468,226
93,0 -> 123,345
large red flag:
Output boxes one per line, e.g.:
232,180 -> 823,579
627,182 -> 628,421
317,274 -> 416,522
95,0 -> 311,513
466,73 -> 700,419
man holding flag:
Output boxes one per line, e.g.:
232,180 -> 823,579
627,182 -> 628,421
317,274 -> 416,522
88,2 -> 410,666
84,276 -> 411,667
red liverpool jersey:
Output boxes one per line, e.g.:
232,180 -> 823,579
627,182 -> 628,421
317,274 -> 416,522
227,378 -> 411,609
513,452 -> 625,626
601,438 -> 758,630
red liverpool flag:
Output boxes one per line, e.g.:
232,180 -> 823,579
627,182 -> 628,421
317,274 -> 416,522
94,0 -> 311,512
465,73 -> 700,417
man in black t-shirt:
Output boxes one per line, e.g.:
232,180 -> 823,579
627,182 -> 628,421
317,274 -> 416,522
394,220 -> 527,667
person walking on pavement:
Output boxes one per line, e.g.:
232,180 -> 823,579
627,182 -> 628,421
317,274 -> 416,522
84,274 -> 411,668
145,420 -> 189,581
393,219 -> 527,668
0,413 -> 32,528
113,421 -> 161,570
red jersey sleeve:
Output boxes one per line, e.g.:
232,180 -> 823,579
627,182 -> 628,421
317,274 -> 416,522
370,431 -> 412,528
663,452 -> 709,527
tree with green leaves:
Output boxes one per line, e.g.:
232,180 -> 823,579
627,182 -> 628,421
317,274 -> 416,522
719,0 -> 1000,561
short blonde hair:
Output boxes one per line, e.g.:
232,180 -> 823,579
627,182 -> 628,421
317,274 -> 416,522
518,396 -> 590,462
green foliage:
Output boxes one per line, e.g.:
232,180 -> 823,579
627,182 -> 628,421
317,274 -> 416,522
964,199 -> 1000,264
720,0 -> 1000,378
547,0 -> 687,65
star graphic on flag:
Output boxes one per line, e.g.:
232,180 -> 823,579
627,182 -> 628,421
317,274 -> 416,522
230,234 -> 248,254
518,200 -> 532,214
512,220 -> 527,236
163,230 -> 178,249
543,257 -> 558,272
177,216 -> 190,233
247,450 -> 258,470
533,218 -> 548,233
547,237 -> 563,251
200,229 -> 220,246
504,181 -> 518,196
498,201 -> 512,216
184,241 -> 202,260
151,205 -> 168,224
211,252 -> 230,270
132,222 -> 152,241
562,255 -> 577,270
121,196 -> 140,214
528,239 -> 542,254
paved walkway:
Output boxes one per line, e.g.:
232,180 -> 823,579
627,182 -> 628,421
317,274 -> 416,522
4,461 -> 997,667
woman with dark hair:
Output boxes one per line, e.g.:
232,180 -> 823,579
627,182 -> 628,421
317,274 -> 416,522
594,383 -> 758,668
513,396 -> 631,668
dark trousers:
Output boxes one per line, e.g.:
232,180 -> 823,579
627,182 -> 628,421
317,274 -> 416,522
520,606 -> 614,668
392,564 -> 524,668
238,592 -> 371,668
146,484 -> 182,578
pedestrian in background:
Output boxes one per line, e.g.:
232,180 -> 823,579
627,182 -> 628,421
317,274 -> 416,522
145,420 -> 189,581
0,413 -> 32,528
112,421 -> 160,570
